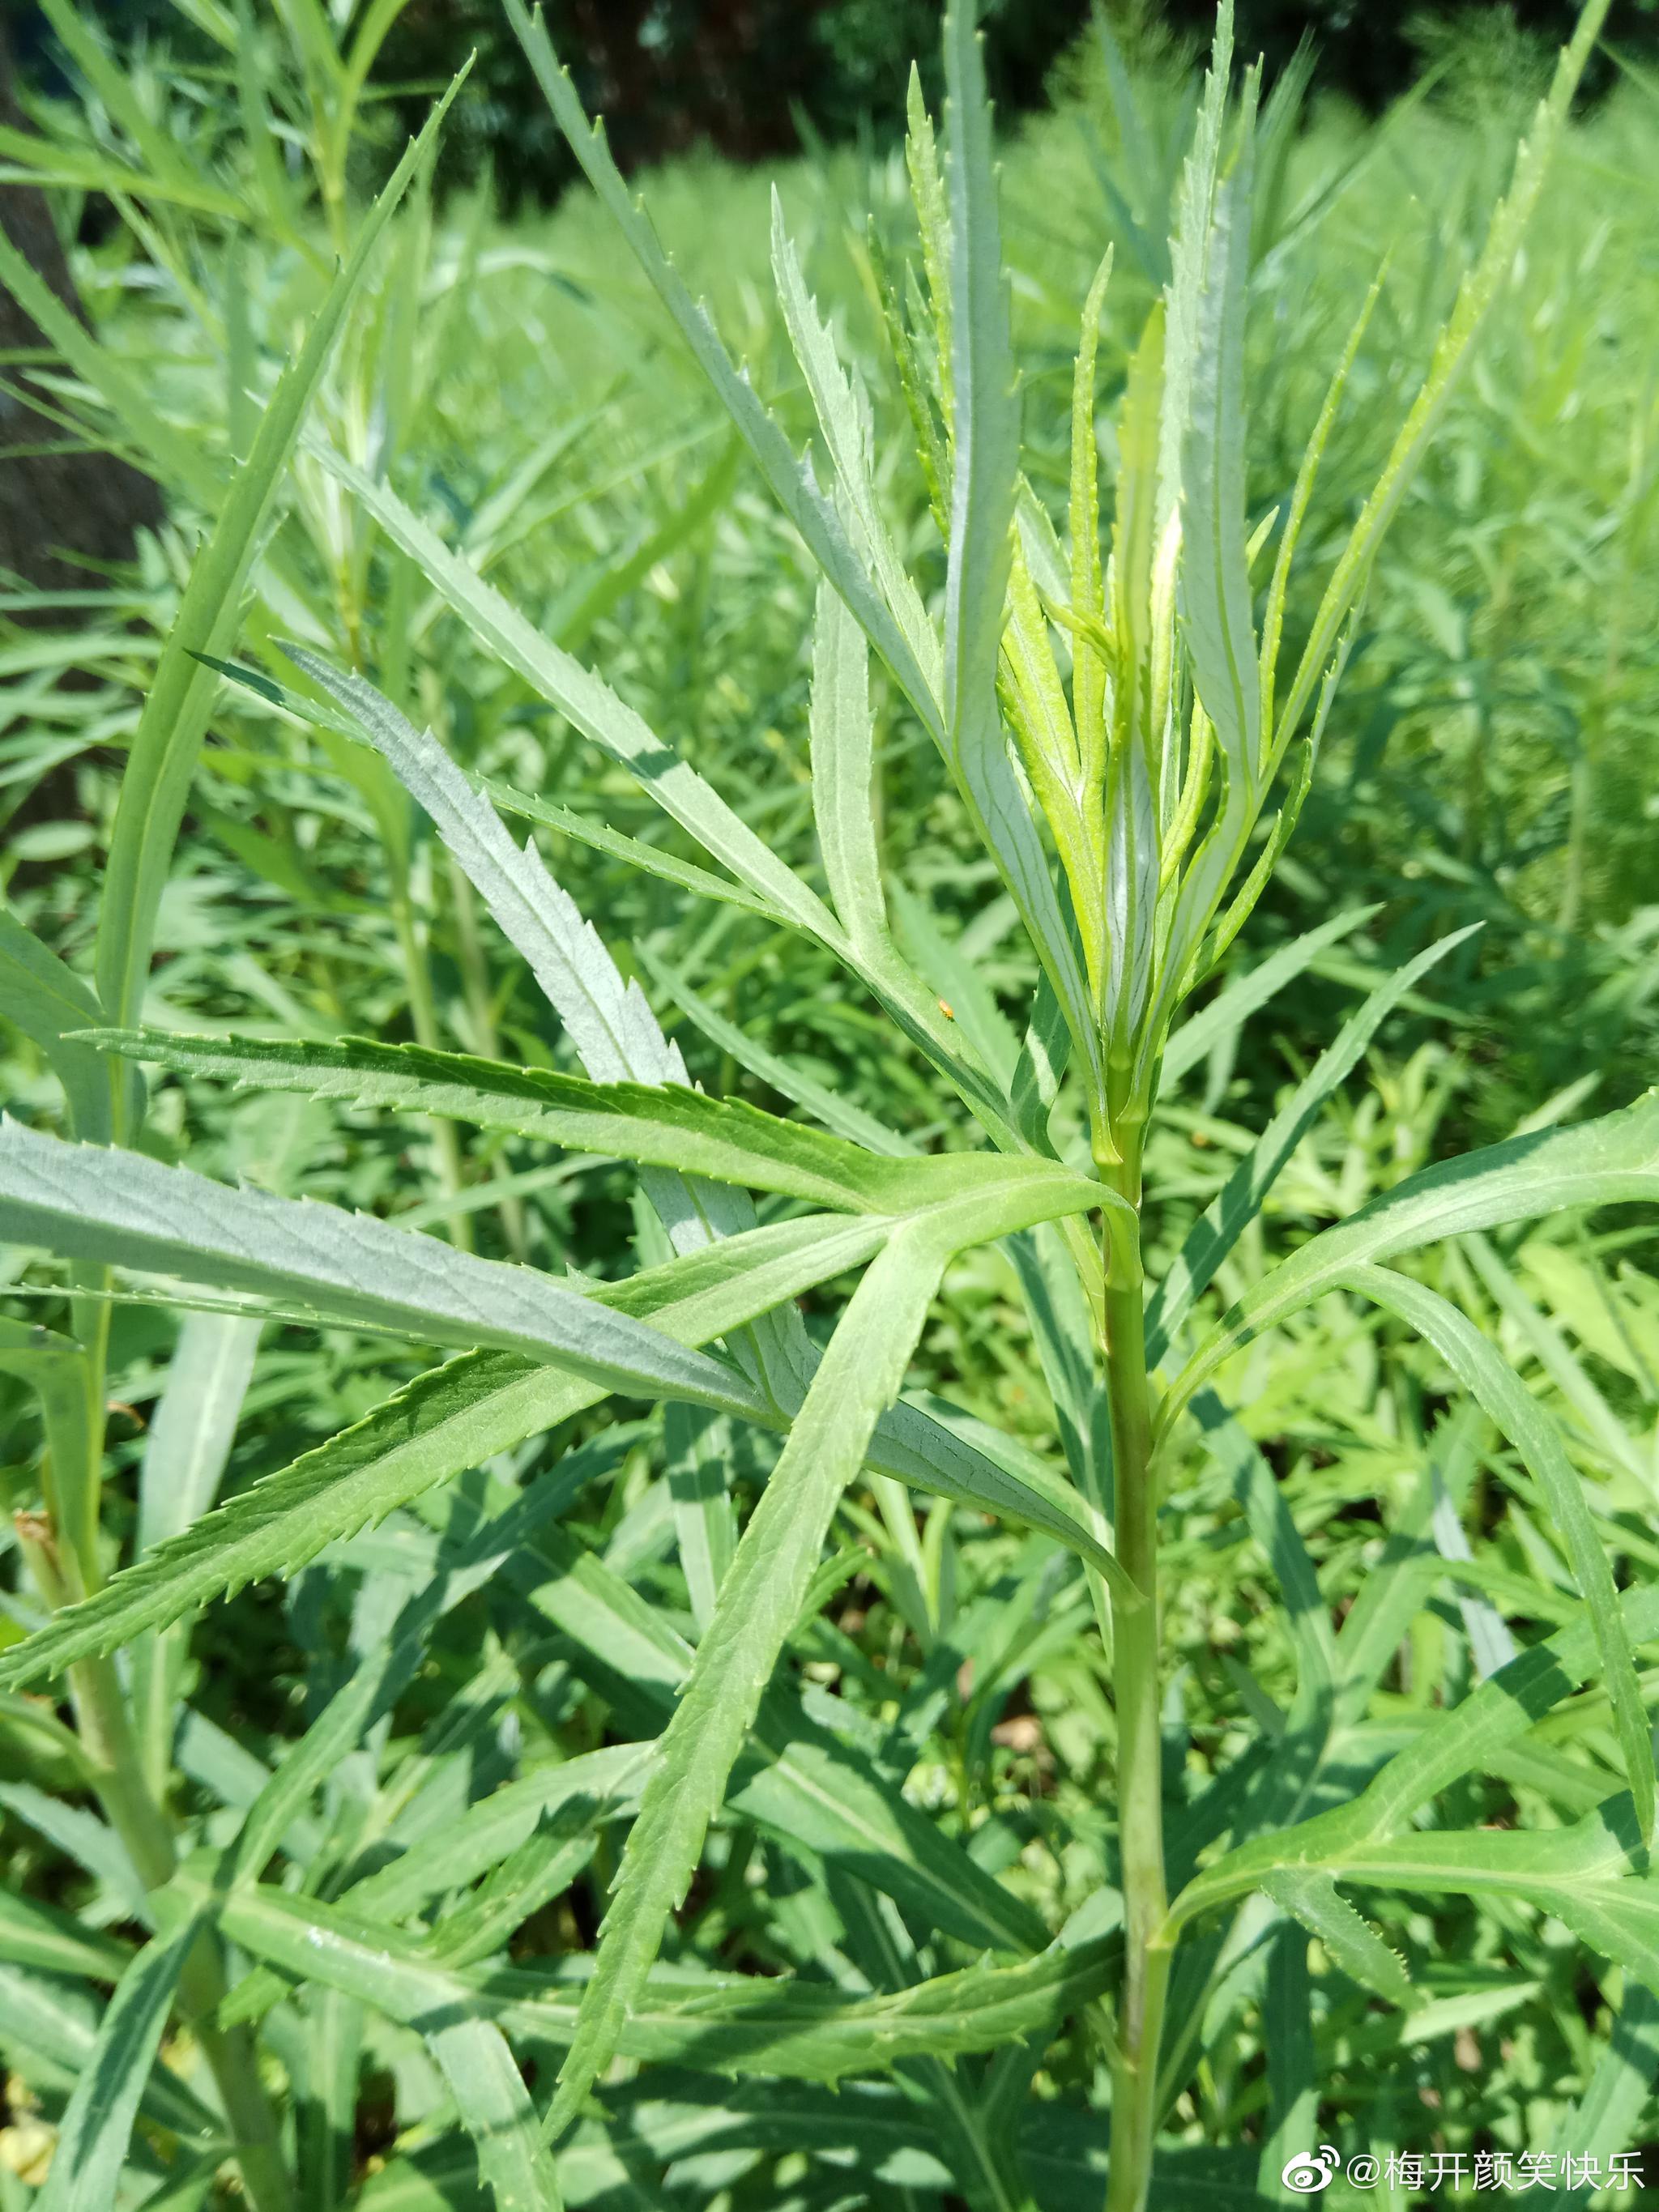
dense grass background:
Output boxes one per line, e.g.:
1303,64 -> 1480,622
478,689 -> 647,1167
2,5 -> 1659,2203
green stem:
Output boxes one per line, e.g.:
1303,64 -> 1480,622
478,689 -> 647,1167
47,792 -> 292,2205
72,1644 -> 296,2212
69,1652 -> 177,1879
54,1280 -> 110,1598
1100,1129 -> 1169,2212
391,883 -> 475,1251
25,1400 -> 296,2212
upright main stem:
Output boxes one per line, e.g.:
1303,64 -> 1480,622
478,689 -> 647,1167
70,1651 -> 296,2212
30,1322 -> 295,2212
1101,1132 -> 1170,2212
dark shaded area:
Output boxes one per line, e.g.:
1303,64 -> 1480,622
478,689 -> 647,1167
1172,0 -> 1649,111
381,0 -> 1094,207
6,1 -> 1657,213
348,0 -> 1659,206
0,25 -> 160,593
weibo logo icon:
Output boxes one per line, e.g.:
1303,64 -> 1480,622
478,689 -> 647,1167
1281,2146 -> 1342,2194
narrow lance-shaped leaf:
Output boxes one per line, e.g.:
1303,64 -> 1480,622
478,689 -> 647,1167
545,1221 -> 956,2137
0,1314 -> 98,1579
206,1880 -> 565,2212
1345,1262 -> 1655,1840
0,1115 -> 778,1420
424,2016 -> 565,2212
904,67 -> 953,434
0,902 -> 130,1142
473,774 -> 778,920
130,1311 -> 261,1794
37,0 -> 231,211
501,0 -> 943,736
0,1890 -> 129,1985
87,1025 -> 1115,1230
402,1445 -> 1058,1966
1428,1455 -> 1519,1684
0,1960 -> 221,2147
36,1904 -> 203,2212
1005,1225 -> 1110,1511
1194,1391 -> 1335,1720
283,505 -> 1007,1136
256,644 -> 810,1400
808,578 -> 888,950
1260,1870 -> 1418,2012
640,946 -> 912,1156
1258,269 -> 1384,739
1168,1583 -> 1659,1932
343,1742 -> 655,1928
1274,0 -> 1612,746
94,67 -> 469,1037
1158,901 -> 1378,1085
771,201 -> 940,697
1256,1924 -> 1316,2204
665,1404 -> 735,1635
431,1477 -> 1058,1959
0,1175 -> 1129,1696
482,774 -> 781,923
1166,1088 -> 1659,1425
1155,0 -> 1234,543
0,1780 -> 149,1924
275,649 -> 730,1089
1547,1981 -> 1659,2201
210,1877 -> 1113,2086
283,536 -> 834,950
936,0 -> 1102,1103
1146,924 -> 1478,1364
0,1356 -> 634,1697
1177,85 -> 1261,786
0,226 -> 220,508
1462,1230 -> 1651,1489
1209,1795 -> 1659,2006
1068,249 -> 1112,809
9,1106 -> 1090,1449
228,1624 -> 431,1890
